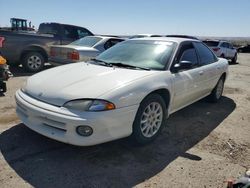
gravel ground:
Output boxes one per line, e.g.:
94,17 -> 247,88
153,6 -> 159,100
0,54 -> 250,188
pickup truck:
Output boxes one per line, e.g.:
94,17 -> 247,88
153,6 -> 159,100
0,23 -> 94,72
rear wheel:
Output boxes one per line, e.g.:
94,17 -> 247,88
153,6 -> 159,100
22,52 -> 45,72
208,77 -> 225,103
131,94 -> 167,145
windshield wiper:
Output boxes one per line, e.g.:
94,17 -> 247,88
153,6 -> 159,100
110,62 -> 151,71
90,58 -> 113,67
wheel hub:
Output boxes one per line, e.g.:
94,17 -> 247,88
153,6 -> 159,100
140,102 -> 163,138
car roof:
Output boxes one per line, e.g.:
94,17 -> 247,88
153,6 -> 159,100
203,39 -> 230,43
129,37 -> 199,44
83,35 -> 123,40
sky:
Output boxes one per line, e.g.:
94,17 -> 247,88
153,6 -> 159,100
0,0 -> 250,37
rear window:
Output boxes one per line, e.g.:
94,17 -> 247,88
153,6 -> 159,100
38,24 -> 59,35
203,41 -> 219,47
70,37 -> 102,47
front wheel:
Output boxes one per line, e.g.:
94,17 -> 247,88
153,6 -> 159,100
131,94 -> 167,145
22,52 -> 45,73
207,77 -> 225,103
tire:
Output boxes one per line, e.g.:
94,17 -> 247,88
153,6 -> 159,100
22,52 -> 45,73
0,82 -> 7,93
131,94 -> 167,145
207,77 -> 225,103
231,53 -> 237,64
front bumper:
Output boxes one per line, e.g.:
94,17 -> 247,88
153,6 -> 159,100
15,90 -> 138,146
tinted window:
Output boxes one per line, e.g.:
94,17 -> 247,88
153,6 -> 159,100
64,26 -> 78,39
104,39 -> 124,50
203,41 -> 219,47
228,43 -> 234,49
70,36 -> 102,47
194,42 -> 217,65
76,28 -> 92,38
38,23 -> 59,35
221,42 -> 229,48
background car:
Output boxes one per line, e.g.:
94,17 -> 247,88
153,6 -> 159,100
16,37 -> 228,146
166,35 -> 199,40
49,36 -> 124,66
237,45 -> 250,53
203,40 -> 237,63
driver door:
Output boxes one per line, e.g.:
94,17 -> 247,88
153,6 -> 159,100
170,42 -> 205,113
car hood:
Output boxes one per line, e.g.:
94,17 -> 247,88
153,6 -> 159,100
24,62 -> 157,106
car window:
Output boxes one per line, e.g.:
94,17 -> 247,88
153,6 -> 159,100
104,39 -> 124,50
203,41 -> 219,47
38,23 -> 59,35
221,42 -> 229,48
180,48 -> 198,66
193,42 -> 217,65
175,42 -> 198,68
96,40 -> 177,70
64,26 -> 78,39
76,28 -> 92,38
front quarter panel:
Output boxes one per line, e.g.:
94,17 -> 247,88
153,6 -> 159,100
99,71 -> 173,109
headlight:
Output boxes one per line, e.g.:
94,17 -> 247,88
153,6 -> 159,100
63,99 -> 115,112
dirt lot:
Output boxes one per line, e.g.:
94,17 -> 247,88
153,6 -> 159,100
0,54 -> 250,188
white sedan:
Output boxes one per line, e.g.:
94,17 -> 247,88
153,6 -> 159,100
16,37 -> 228,146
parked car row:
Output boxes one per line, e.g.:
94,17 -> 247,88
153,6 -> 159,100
0,22 -> 94,72
16,37 -> 229,146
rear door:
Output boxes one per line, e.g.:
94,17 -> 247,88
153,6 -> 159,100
193,42 -> 220,94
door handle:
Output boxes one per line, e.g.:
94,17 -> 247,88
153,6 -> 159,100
217,66 -> 221,70
199,71 -> 204,75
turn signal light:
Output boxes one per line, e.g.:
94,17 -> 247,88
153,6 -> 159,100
67,51 -> 79,60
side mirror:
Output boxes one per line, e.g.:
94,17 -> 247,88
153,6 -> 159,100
172,61 -> 193,73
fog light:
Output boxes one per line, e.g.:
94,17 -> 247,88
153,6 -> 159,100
76,126 -> 93,136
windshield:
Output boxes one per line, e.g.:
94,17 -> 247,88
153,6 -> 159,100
95,40 -> 177,70
203,41 -> 219,47
70,37 -> 102,47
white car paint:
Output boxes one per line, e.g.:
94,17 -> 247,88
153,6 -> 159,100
16,37 -> 228,146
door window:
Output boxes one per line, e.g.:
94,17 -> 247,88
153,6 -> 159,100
104,39 -> 124,50
76,28 -> 93,39
174,42 -> 199,69
193,42 -> 217,65
64,26 -> 78,40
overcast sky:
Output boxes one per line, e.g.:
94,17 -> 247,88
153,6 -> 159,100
0,0 -> 249,37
